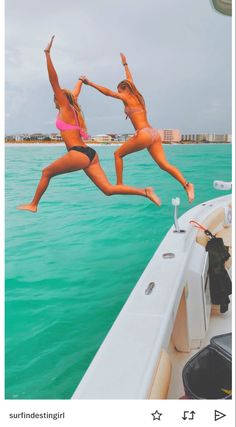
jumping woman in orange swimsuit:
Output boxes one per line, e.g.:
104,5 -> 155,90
17,38 -> 161,212
81,53 -> 194,203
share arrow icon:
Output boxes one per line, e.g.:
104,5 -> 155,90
214,410 -> 226,421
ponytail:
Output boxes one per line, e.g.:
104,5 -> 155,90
118,80 -> 146,110
63,89 -> 88,132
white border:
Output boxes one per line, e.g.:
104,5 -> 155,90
2,2 -> 235,427
2,400 -> 235,426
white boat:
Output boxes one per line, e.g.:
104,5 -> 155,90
72,183 -> 232,400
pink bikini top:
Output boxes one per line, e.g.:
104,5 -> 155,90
56,107 -> 89,139
124,106 -> 145,120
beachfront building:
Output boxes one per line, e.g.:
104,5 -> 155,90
196,134 -> 213,143
91,134 -> 113,143
206,133 -> 231,143
158,129 -> 181,144
112,134 -> 122,142
114,133 -> 133,141
50,133 -> 63,141
181,133 -> 232,143
29,133 -> 46,141
107,134 -> 118,141
6,134 -> 31,141
5,135 -> 14,141
181,134 -> 199,143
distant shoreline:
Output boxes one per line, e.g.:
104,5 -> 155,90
5,142 -> 231,147
5,142 -> 122,147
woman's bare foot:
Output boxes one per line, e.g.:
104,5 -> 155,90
17,204 -> 38,213
145,187 -> 161,206
185,182 -> 195,203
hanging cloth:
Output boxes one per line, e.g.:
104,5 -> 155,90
190,220 -> 232,313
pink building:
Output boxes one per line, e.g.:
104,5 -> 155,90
158,129 -> 181,143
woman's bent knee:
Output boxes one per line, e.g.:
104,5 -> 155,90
103,186 -> 114,196
114,149 -> 122,159
42,167 -> 52,178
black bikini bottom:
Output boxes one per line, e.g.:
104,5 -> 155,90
68,145 -> 96,162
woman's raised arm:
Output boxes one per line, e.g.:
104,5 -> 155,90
72,77 -> 84,100
120,52 -> 133,82
80,76 -> 125,100
44,36 -> 69,107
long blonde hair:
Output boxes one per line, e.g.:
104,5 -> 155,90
63,89 -> 87,132
117,80 -> 146,110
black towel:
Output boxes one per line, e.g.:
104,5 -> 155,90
206,237 -> 231,313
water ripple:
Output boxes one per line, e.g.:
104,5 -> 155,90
5,145 -> 232,399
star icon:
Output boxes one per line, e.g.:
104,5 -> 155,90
151,410 -> 163,421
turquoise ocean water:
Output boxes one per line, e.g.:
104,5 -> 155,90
5,144 -> 231,399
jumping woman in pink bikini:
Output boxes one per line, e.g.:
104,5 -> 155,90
81,53 -> 194,203
17,38 -> 161,212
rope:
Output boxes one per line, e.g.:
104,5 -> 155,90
189,220 -> 207,231
189,220 -> 215,239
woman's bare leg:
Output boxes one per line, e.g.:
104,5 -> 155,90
114,153 -> 124,185
84,155 -> 161,206
115,131 -> 194,202
148,140 -> 195,203
17,151 -> 90,212
114,133 -> 151,184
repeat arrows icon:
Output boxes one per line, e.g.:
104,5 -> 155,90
182,411 -> 195,420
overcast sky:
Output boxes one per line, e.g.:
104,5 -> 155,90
5,0 -> 232,135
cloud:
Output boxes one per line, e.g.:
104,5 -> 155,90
5,0 -> 232,134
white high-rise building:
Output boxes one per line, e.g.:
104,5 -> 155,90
158,129 -> 181,143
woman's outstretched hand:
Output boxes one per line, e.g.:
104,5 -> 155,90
80,75 -> 90,85
44,35 -> 55,54
120,52 -> 127,65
